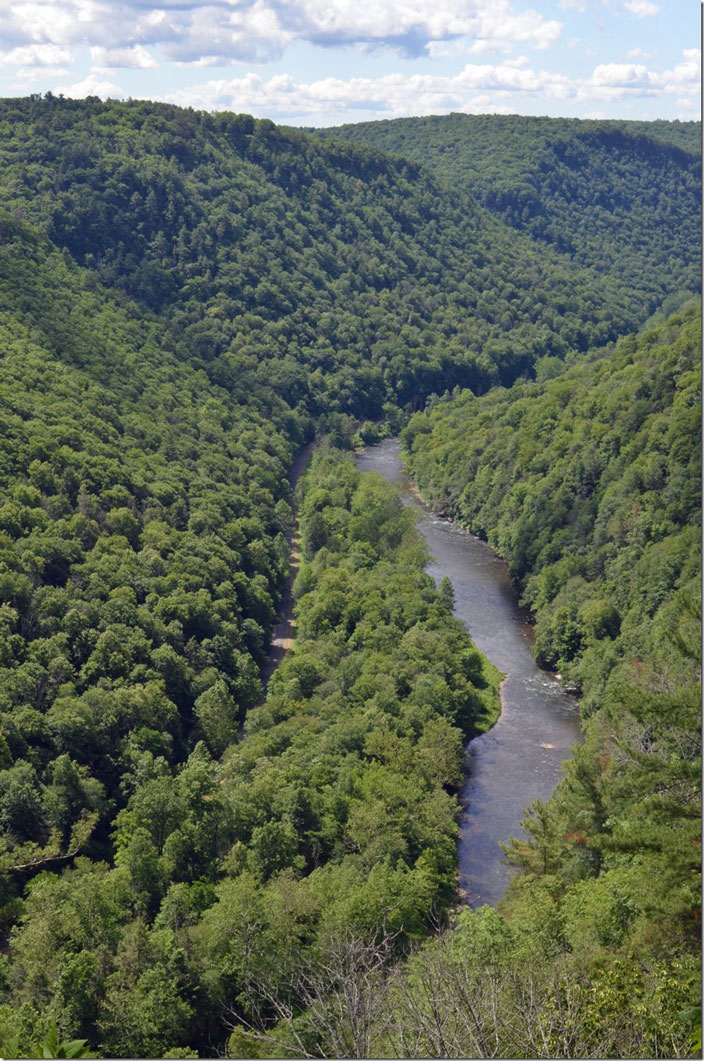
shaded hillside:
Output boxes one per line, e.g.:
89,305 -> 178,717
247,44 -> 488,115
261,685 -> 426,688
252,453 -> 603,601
0,96 -> 689,410
315,113 -> 701,311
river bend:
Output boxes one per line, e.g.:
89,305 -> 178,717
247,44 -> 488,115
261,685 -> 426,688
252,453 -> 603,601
356,439 -> 580,907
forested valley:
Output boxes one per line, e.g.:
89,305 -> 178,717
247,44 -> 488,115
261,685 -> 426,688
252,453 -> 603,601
0,95 -> 700,1058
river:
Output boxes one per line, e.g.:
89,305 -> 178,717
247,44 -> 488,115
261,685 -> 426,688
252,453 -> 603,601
356,438 -> 580,908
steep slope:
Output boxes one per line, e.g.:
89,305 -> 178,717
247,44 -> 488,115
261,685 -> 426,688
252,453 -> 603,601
377,307 -> 702,1059
403,305 -> 701,711
0,211 -> 302,877
314,113 -> 701,313
0,96 -> 686,409
0,439 -> 499,1057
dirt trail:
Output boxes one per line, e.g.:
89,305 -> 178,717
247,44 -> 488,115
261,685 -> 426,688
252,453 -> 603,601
259,440 -> 315,697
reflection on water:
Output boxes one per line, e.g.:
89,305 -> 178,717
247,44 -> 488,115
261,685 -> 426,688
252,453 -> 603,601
356,438 -> 580,907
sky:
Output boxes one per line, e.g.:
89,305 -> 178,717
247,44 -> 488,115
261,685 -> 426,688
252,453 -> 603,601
0,0 -> 699,127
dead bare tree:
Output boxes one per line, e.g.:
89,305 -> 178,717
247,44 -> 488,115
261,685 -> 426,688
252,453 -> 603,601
383,929 -> 508,1059
227,924 -> 401,1058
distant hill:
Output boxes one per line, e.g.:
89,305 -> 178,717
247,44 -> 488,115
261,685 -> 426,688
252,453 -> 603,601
314,113 -> 701,312
0,97 -> 698,415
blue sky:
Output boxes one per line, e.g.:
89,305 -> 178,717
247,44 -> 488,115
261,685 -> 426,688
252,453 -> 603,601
0,0 -> 699,126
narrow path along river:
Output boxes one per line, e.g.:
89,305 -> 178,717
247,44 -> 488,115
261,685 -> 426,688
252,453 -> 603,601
259,440 -> 316,699
356,439 -> 581,908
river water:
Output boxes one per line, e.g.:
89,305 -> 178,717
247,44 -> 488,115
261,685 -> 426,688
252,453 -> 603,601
356,439 -> 580,907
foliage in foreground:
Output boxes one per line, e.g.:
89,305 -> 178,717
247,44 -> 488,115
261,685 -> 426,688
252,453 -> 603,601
228,584 -> 700,1059
0,450 -> 499,1057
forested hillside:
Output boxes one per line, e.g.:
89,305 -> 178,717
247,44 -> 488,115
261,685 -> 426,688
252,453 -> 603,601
0,209 -> 303,886
403,305 -> 701,712
0,96 -> 698,407
0,95 -> 700,1057
0,442 -> 500,1057
395,307 -> 701,1057
315,113 -> 701,314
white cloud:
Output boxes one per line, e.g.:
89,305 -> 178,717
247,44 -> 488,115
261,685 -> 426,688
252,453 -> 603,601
148,46 -> 698,120
163,2 -> 293,64
577,48 -> 701,102
1,43 -> 72,65
281,0 -> 474,46
624,0 -> 659,16
467,38 -> 512,56
471,8 -> 562,51
459,95 -> 515,114
0,41 -> 73,85
3,1 -> 690,123
0,0 -> 563,64
590,62 -> 650,87
659,48 -> 700,90
7,0 -> 145,49
558,0 -> 660,10
426,38 -> 467,59
91,44 -> 158,69
9,2 -> 88,44
54,72 -> 126,97
158,59 -> 573,120
10,65 -> 71,87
